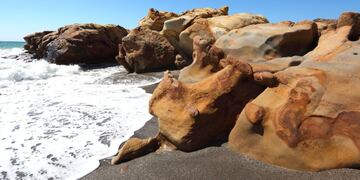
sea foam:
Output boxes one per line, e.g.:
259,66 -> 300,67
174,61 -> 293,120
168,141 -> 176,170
0,48 -> 160,179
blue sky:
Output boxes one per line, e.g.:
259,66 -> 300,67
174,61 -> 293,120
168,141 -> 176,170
1,0 -> 359,41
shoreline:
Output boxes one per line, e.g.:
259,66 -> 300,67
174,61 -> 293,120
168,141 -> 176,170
82,118 -> 360,180
82,72 -> 360,180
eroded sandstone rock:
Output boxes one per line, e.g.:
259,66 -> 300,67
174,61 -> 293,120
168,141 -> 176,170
179,36 -> 305,83
229,12 -> 360,171
24,23 -> 128,64
139,8 -> 179,31
116,27 -> 177,73
214,21 -> 318,61
24,31 -> 56,58
111,137 -> 159,164
161,6 -> 229,60
177,13 -> 268,58
149,61 -> 264,151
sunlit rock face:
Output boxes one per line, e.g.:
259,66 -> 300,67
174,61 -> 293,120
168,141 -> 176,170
24,23 -> 128,64
161,6 -> 229,60
112,8 -> 360,172
176,13 -> 268,59
214,21 -> 318,61
116,27 -> 177,73
229,12 -> 360,171
139,8 -> 179,31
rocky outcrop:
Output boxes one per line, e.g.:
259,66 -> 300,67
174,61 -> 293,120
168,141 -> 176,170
229,12 -> 360,171
24,31 -> 56,58
116,27 -> 177,73
178,35 -> 305,83
24,23 -> 128,64
214,21 -> 318,61
139,8 -> 178,31
112,32 -> 307,164
314,18 -> 337,35
112,8 -> 360,172
176,13 -> 268,59
161,6 -> 229,60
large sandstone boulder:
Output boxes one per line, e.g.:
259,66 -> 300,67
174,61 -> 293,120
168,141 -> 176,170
177,13 -> 268,58
229,12 -> 360,171
214,21 -> 318,61
148,60 -> 264,152
116,27 -> 177,73
24,31 -> 57,58
24,23 -> 128,64
139,8 -> 178,31
161,6 -> 229,60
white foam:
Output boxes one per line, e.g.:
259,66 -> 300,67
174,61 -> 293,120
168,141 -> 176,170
0,50 -> 160,179
0,48 -> 24,57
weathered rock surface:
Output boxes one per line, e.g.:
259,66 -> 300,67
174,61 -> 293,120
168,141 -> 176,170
214,21 -> 318,61
112,9 -> 360,172
116,27 -> 177,73
139,8 -> 178,31
179,36 -> 305,83
314,18 -> 337,35
24,31 -> 56,58
111,137 -> 159,164
24,23 -> 128,64
148,62 -> 263,152
229,12 -> 360,171
177,14 -> 268,58
177,13 -> 268,58
161,6 -> 229,60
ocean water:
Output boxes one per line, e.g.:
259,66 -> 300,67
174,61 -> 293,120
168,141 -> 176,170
0,42 -> 160,179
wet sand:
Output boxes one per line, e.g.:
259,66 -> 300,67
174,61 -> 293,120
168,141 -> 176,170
82,71 -> 360,180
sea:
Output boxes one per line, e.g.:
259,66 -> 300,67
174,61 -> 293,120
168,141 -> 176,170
0,41 -> 160,179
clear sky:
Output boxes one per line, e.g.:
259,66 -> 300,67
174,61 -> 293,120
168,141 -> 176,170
1,0 -> 359,41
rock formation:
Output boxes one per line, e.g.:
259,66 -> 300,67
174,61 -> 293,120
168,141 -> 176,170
116,27 -> 177,73
24,23 -> 128,64
229,12 -> 360,171
139,8 -> 178,31
214,21 -> 318,61
161,6 -> 229,60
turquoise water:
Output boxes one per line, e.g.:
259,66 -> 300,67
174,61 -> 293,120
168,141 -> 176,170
0,41 -> 25,49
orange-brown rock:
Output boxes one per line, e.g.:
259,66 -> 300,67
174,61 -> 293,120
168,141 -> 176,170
314,18 -> 337,35
23,31 -> 56,58
179,36 -> 305,83
177,13 -> 268,58
24,23 -> 128,64
149,61 -> 264,151
111,137 -> 159,164
229,12 -> 360,171
139,8 -> 179,31
161,6 -> 228,60
116,27 -> 177,73
214,21 -> 318,61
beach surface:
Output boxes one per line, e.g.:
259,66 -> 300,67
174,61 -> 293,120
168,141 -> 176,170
82,82 -> 360,180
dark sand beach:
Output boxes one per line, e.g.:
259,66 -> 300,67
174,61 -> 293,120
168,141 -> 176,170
82,82 -> 360,180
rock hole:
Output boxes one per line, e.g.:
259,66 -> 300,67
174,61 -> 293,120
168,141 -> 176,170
354,52 -> 358,55
289,60 -> 302,66
251,121 -> 264,136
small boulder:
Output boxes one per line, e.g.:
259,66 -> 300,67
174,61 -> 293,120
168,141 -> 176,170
111,137 -> 159,164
